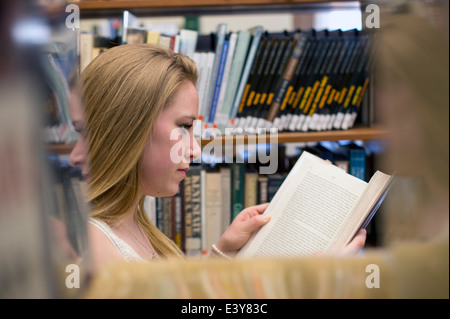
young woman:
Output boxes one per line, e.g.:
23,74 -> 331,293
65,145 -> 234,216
69,44 -> 366,272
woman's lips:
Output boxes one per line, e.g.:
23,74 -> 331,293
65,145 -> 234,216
177,167 -> 189,177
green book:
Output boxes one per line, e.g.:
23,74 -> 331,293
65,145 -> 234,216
230,163 -> 245,221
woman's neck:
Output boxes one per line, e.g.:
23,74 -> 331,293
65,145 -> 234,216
110,195 -> 141,230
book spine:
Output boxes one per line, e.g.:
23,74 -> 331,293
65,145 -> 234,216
230,163 -> 245,221
278,35 -> 311,131
198,52 -> 215,122
185,165 -> 203,256
257,175 -> 269,204
208,40 -> 230,123
173,187 -> 183,251
267,32 -> 308,123
183,172 -> 193,254
200,168 -> 207,255
164,196 -> 173,239
203,23 -> 227,124
236,37 -> 267,124
217,30 -> 251,130
155,197 -> 165,233
245,36 -> 275,131
205,170 -> 222,253
179,29 -> 198,59
144,196 -> 156,225
349,147 -> 366,181
215,32 -> 238,128
235,35 -> 268,128
244,172 -> 259,207
254,37 -> 285,129
220,166 -> 232,233
80,33 -> 94,73
263,37 -> 294,130
267,174 -> 286,202
229,26 -> 264,120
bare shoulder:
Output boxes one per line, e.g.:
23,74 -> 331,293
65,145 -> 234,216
87,222 -> 124,271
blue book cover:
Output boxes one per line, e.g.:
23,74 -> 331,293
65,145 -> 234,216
203,23 -> 227,123
349,145 -> 366,181
208,40 -> 230,123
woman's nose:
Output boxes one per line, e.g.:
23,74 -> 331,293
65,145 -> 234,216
69,138 -> 87,169
190,135 -> 202,163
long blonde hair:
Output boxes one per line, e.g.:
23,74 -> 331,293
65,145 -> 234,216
81,44 -> 198,258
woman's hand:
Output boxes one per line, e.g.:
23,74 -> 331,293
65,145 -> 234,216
314,229 -> 367,257
339,229 -> 367,255
214,203 -> 367,258
214,203 -> 271,257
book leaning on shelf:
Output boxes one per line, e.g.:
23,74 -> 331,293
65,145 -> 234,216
236,151 -> 393,259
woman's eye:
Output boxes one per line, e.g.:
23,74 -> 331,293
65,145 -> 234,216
180,124 -> 193,130
74,127 -> 87,138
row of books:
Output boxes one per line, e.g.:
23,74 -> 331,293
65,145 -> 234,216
193,26 -> 373,135
80,11 -> 198,72
79,13 -> 373,135
145,141 -> 374,256
230,28 -> 373,134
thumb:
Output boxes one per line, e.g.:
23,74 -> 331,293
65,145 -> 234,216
340,229 -> 367,256
242,214 -> 271,233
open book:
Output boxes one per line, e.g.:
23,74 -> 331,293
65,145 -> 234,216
236,151 -> 394,258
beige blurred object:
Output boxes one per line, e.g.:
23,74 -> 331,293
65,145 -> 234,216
85,237 -> 448,299
409,0 -> 449,38
374,8 -> 449,246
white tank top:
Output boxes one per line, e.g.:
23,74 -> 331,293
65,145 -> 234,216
88,218 -> 145,262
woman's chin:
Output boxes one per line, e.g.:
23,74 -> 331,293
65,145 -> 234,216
147,186 -> 180,198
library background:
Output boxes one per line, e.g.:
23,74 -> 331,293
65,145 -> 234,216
0,0 -> 448,299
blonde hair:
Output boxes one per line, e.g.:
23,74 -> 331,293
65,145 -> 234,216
81,44 -> 198,258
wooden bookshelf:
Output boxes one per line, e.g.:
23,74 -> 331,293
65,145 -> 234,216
49,127 -> 388,153
200,126 -> 389,146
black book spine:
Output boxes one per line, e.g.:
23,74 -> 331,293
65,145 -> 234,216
334,31 -> 366,129
297,33 -> 324,115
259,36 -> 292,123
327,31 -> 359,129
277,34 -> 311,130
245,37 -> 276,125
250,37 -> 281,127
288,34 -> 318,130
307,34 -> 339,130
236,34 -> 268,121
286,37 -> 312,110
267,32 -> 308,122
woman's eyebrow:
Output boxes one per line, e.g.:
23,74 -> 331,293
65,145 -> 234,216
178,115 -> 197,122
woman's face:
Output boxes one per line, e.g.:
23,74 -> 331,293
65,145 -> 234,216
68,89 -> 89,179
140,81 -> 201,197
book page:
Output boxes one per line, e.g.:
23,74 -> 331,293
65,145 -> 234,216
237,152 -> 367,258
329,171 -> 393,253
